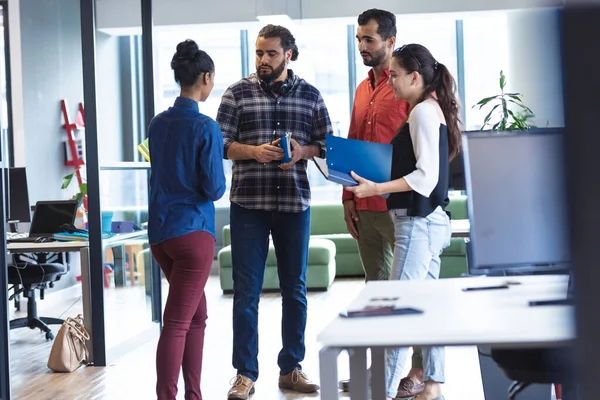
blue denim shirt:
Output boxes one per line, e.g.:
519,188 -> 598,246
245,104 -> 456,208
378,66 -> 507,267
148,97 -> 226,244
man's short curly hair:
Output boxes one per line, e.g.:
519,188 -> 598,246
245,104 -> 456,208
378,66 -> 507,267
257,24 -> 299,61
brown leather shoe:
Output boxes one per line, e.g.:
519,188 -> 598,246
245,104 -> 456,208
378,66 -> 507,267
227,374 -> 255,400
278,368 -> 320,393
395,377 -> 424,398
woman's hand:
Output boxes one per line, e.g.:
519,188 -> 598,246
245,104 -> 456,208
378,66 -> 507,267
345,171 -> 381,198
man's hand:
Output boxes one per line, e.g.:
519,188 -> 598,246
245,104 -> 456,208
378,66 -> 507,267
343,199 -> 360,240
280,138 -> 304,170
253,138 -> 283,164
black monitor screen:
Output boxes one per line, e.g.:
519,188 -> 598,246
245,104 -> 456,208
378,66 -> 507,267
4,167 -> 31,223
29,200 -> 78,235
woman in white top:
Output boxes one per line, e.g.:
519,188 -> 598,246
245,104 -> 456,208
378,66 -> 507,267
346,44 -> 461,400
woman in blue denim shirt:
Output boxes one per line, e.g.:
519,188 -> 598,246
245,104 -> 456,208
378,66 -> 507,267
346,44 -> 461,400
148,39 -> 226,400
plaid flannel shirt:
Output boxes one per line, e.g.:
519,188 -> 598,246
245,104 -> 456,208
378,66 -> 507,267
217,71 -> 332,213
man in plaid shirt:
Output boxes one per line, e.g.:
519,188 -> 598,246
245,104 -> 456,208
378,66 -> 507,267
217,24 -> 332,400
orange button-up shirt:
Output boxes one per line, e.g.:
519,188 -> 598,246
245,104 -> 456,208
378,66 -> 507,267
342,68 -> 410,212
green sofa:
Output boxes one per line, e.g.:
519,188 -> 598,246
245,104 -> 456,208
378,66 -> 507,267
218,204 -> 362,293
440,195 -> 469,279
217,197 -> 469,292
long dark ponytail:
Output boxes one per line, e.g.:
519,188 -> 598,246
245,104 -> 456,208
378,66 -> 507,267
393,44 -> 462,160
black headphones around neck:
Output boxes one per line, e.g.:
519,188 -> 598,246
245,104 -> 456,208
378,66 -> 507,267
259,78 -> 292,96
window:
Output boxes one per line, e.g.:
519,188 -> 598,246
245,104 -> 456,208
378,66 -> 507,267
154,25 -> 247,207
246,19 -> 351,204
462,12 -> 510,130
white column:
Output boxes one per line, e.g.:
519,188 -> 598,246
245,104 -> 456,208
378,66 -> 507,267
8,0 -> 25,166
506,8 -> 564,128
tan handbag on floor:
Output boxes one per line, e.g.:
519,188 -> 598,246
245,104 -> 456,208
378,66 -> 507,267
47,314 -> 90,372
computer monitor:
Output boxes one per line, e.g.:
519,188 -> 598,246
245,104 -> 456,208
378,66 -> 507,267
3,167 -> 31,223
28,200 -> 78,237
462,128 -> 571,275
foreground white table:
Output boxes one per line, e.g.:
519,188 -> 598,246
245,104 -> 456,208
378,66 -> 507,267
450,219 -> 470,238
7,231 -> 148,362
317,275 -> 574,400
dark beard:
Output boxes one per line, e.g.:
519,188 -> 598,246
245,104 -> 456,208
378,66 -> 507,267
257,59 -> 286,83
362,47 -> 386,67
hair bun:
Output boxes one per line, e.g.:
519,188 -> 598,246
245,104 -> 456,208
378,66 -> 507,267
175,39 -> 199,59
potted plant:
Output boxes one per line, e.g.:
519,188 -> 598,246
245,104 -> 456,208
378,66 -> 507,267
473,70 -> 534,131
61,166 -> 87,212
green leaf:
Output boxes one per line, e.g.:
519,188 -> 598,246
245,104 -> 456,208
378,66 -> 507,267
492,121 -> 501,131
507,99 -> 534,115
500,118 -> 507,131
61,173 -> 74,190
499,70 -> 506,90
79,183 -> 88,195
474,95 -> 500,109
506,94 -> 523,102
507,110 -> 526,130
482,104 -> 500,126
501,98 -> 508,120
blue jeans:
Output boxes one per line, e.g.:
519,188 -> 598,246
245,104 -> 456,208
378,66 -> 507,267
385,206 -> 451,398
230,202 -> 310,382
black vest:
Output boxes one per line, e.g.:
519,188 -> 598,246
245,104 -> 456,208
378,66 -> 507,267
386,122 -> 450,217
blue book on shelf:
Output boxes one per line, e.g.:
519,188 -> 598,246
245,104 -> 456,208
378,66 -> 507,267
313,135 -> 393,188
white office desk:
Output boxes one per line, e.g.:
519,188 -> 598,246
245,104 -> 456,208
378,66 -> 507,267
450,219 -> 470,238
7,230 -> 148,362
317,275 -> 574,400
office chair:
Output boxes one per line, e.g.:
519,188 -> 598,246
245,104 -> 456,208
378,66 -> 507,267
491,347 -> 573,400
8,252 -> 68,340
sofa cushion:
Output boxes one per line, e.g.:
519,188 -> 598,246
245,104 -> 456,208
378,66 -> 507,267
443,237 -> 466,255
311,233 -> 358,254
310,204 -> 347,235
218,238 -> 336,269
218,238 -> 336,292
447,195 -> 467,220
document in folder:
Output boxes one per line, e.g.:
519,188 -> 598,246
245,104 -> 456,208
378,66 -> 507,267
313,135 -> 393,187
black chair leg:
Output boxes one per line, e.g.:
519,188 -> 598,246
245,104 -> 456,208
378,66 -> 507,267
39,317 -> 65,326
9,318 -> 29,330
30,317 -> 57,340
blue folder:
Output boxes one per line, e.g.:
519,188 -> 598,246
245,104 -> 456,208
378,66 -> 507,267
313,135 -> 393,187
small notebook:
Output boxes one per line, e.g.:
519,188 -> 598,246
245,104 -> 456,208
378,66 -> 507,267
340,296 -> 423,318
280,132 -> 293,163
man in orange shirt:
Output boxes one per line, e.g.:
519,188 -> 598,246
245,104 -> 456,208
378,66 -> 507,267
340,9 -> 425,398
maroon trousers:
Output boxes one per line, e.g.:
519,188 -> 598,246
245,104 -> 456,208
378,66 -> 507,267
151,231 -> 214,400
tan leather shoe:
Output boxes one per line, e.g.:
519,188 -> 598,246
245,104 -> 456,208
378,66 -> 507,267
227,374 -> 255,400
278,368 -> 320,393
395,377 -> 424,398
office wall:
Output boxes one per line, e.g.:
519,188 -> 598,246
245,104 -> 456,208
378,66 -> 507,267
96,0 -> 563,32
19,0 -> 83,204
